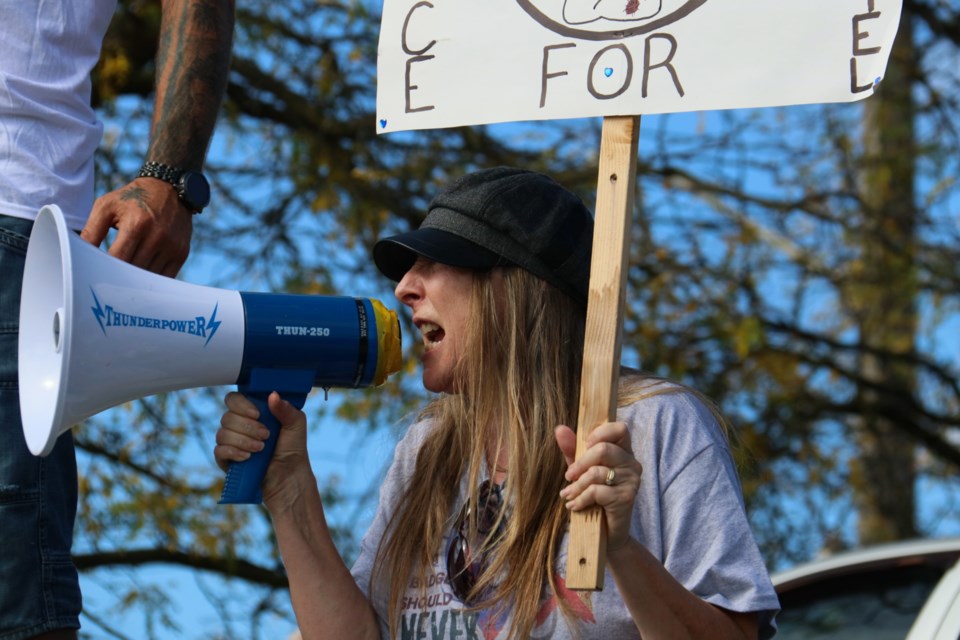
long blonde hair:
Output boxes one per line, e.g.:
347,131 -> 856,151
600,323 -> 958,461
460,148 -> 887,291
371,265 -> 723,638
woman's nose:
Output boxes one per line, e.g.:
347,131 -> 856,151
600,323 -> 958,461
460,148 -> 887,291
394,271 -> 420,305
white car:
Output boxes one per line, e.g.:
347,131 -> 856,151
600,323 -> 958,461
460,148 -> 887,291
771,537 -> 960,639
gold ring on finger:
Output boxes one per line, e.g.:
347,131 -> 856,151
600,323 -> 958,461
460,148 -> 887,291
605,468 -> 616,486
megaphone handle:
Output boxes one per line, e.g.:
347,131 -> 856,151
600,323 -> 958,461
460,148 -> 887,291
219,378 -> 310,504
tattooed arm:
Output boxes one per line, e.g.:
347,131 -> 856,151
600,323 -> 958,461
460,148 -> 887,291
81,0 -> 236,277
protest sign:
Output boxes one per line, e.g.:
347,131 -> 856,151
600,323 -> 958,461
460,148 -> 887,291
377,0 -> 903,133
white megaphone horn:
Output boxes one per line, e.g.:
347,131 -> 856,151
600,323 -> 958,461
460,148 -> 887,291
19,205 -> 402,503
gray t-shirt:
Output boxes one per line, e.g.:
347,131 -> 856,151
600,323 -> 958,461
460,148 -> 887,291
351,387 -> 780,639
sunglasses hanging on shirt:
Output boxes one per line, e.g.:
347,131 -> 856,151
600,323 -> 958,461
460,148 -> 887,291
445,479 -> 507,604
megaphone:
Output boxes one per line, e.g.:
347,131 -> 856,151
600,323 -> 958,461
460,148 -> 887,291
18,205 -> 402,504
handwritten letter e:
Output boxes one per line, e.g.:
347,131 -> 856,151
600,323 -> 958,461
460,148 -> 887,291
850,0 -> 885,94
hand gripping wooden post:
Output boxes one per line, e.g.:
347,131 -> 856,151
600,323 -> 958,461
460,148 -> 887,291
565,115 -> 641,590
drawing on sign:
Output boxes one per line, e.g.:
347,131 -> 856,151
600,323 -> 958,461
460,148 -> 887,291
517,0 -> 709,39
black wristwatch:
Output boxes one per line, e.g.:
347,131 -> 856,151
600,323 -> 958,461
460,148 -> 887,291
137,161 -> 211,213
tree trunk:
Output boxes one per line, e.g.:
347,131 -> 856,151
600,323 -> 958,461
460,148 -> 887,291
850,7 -> 919,545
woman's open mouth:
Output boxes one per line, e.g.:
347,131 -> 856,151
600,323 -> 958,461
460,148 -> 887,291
419,321 -> 445,352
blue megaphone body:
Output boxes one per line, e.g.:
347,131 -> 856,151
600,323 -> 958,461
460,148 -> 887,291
221,293 -> 401,503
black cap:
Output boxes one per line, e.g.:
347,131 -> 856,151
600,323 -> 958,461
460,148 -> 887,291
373,167 -> 593,305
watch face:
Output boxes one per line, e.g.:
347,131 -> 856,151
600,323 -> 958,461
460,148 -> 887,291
179,171 -> 211,211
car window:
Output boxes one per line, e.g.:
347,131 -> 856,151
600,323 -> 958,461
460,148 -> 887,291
775,564 -> 947,639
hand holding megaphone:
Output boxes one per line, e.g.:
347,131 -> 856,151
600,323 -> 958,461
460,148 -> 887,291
18,205 -> 402,504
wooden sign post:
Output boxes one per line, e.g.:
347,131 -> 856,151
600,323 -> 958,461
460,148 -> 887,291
565,115 -> 641,590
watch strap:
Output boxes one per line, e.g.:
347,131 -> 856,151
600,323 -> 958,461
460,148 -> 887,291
138,161 -> 185,184
137,161 -> 207,213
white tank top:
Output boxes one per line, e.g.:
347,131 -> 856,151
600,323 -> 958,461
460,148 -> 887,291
0,1 -> 117,229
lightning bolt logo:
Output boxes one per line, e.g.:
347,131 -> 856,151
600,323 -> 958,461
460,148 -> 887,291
204,304 -> 222,347
87,290 -> 223,343
90,287 -> 107,335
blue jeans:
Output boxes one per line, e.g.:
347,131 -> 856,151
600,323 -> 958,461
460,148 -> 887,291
0,214 -> 80,638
